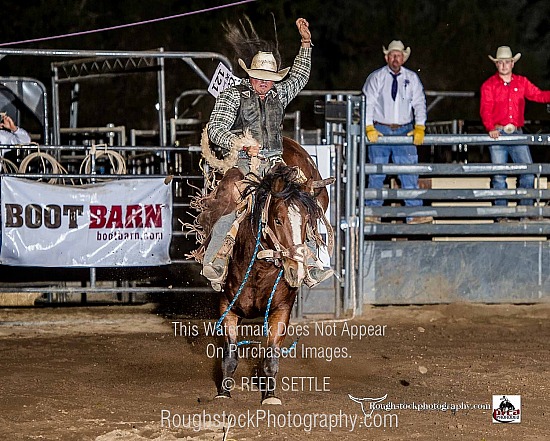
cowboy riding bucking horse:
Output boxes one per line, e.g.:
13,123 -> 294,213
189,16 -> 333,292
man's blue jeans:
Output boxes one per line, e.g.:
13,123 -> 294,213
365,122 -> 421,207
489,129 -> 534,206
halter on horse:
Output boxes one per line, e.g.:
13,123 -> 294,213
216,165 -> 324,404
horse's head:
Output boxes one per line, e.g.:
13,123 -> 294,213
249,166 -> 322,287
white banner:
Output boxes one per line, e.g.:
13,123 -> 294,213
1,177 -> 172,267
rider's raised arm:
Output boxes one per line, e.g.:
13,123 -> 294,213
276,46 -> 311,107
275,18 -> 312,107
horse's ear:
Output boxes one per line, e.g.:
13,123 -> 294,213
272,176 -> 285,193
286,166 -> 307,185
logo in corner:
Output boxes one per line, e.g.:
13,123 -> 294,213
492,395 -> 521,423
348,393 -> 388,417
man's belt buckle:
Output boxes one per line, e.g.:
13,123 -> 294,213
503,124 -> 516,134
375,121 -> 410,130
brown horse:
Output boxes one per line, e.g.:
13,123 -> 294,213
215,138 -> 331,405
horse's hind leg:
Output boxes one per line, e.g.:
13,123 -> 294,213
216,310 -> 239,399
261,308 -> 292,405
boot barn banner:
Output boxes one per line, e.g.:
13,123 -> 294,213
0,177 -> 172,267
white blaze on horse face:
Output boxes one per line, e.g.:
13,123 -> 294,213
288,203 -> 306,283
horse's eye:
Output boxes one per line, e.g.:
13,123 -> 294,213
274,218 -> 282,226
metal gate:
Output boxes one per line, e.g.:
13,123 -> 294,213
339,95 -> 550,311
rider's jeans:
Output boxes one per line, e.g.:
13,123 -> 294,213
203,211 -> 237,265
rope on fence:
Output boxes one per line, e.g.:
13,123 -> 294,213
18,147 -> 70,184
79,143 -> 127,182
0,156 -> 18,174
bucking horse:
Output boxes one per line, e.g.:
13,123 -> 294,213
187,134 -> 333,405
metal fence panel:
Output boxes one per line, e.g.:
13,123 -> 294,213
363,241 -> 550,304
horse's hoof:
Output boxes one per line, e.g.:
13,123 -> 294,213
261,396 -> 282,405
215,392 -> 231,399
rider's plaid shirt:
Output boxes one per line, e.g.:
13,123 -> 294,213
208,47 -> 312,154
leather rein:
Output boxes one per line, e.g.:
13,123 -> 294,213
254,193 -> 333,271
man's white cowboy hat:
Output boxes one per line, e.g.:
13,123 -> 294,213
238,51 -> 290,81
488,46 -> 521,63
383,40 -> 411,62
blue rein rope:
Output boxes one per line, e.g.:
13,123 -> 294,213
215,217 -> 263,334
263,268 -> 299,355
263,268 -> 284,337
215,211 -> 300,353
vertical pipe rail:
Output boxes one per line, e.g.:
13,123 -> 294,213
334,138 -> 343,318
452,119 -> 458,162
344,96 -> 356,313
69,83 -> 80,130
357,95 -> 366,314
51,66 -> 60,145
294,110 -> 301,142
157,49 -> 168,174
42,86 -> 50,145
326,94 -> 344,317
89,145 -> 97,296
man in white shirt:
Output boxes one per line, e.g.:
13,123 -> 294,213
362,40 -> 431,224
0,113 -> 31,156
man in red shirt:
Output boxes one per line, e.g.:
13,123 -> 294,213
480,46 -> 550,209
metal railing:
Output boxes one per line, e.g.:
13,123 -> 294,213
358,135 -> 550,233
60,125 -> 127,146
0,48 -> 232,148
335,94 -> 550,314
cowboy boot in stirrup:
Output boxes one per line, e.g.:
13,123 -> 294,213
202,257 -> 229,292
303,267 -> 334,288
202,210 -> 241,292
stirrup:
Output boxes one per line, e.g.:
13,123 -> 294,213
210,281 -> 223,292
203,265 -> 225,292
202,258 -> 229,289
203,263 -> 224,281
304,267 -> 334,288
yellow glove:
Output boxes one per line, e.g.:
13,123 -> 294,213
407,125 -> 425,145
366,125 -> 383,143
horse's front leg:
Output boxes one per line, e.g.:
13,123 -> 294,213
261,307 -> 292,405
216,310 -> 239,399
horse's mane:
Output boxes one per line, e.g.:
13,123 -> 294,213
242,166 -> 322,231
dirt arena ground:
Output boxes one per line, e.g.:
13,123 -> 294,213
0,301 -> 548,440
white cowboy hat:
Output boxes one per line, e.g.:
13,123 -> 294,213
383,40 -> 411,62
238,51 -> 290,81
488,46 -> 521,63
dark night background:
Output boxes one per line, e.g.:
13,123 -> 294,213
1,0 -> 549,137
